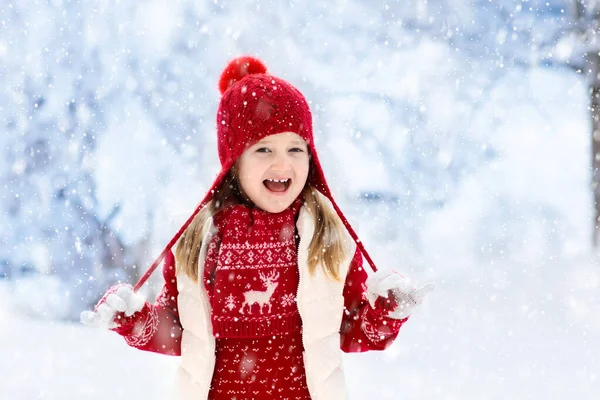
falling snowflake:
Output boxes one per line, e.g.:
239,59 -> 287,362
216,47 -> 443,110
225,294 -> 237,311
281,293 -> 296,307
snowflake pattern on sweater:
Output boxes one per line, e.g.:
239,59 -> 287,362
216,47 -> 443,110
203,200 -> 304,339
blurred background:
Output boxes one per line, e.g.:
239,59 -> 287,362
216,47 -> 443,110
1,0 -> 599,398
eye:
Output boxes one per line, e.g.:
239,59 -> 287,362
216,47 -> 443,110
289,147 -> 305,153
255,147 -> 271,153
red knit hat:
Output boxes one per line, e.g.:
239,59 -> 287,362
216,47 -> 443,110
134,56 -> 378,291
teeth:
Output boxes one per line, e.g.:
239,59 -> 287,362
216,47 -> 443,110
267,178 -> 289,183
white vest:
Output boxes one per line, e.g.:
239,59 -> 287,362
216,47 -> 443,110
175,195 -> 356,400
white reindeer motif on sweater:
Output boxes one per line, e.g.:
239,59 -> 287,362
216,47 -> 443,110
239,271 -> 280,314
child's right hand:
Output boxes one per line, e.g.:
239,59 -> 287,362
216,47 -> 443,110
80,284 -> 146,330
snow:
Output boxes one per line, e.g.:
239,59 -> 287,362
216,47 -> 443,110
0,284 -> 177,400
2,0 -> 599,398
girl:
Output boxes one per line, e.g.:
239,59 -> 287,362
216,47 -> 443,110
81,56 -> 433,400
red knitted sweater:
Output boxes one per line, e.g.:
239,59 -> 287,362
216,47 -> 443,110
113,201 -> 406,398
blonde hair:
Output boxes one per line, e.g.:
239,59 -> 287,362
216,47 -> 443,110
175,174 -> 349,282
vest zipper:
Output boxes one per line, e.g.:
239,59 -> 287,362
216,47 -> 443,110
295,216 -> 306,351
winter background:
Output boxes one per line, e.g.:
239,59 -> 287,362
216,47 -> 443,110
1,0 -> 599,399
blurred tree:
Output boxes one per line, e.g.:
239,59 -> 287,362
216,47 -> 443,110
0,1 -> 153,319
570,0 -> 600,246
555,0 -> 600,245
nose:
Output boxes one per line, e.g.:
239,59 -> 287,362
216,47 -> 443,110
271,151 -> 291,171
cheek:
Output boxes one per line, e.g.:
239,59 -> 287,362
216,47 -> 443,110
239,172 -> 260,191
296,159 -> 310,180
237,158 -> 264,179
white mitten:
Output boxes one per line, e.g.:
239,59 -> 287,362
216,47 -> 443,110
366,269 -> 434,319
80,284 -> 146,329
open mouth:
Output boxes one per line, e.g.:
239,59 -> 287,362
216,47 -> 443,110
263,178 -> 291,193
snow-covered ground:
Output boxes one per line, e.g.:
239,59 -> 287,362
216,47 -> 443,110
0,282 -> 176,400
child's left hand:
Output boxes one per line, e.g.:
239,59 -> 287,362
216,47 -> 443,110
366,269 -> 434,320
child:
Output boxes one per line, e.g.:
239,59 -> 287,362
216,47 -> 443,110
81,56 -> 433,400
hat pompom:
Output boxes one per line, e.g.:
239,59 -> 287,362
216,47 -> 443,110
218,56 -> 268,95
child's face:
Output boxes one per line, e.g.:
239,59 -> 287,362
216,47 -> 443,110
236,132 -> 310,213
